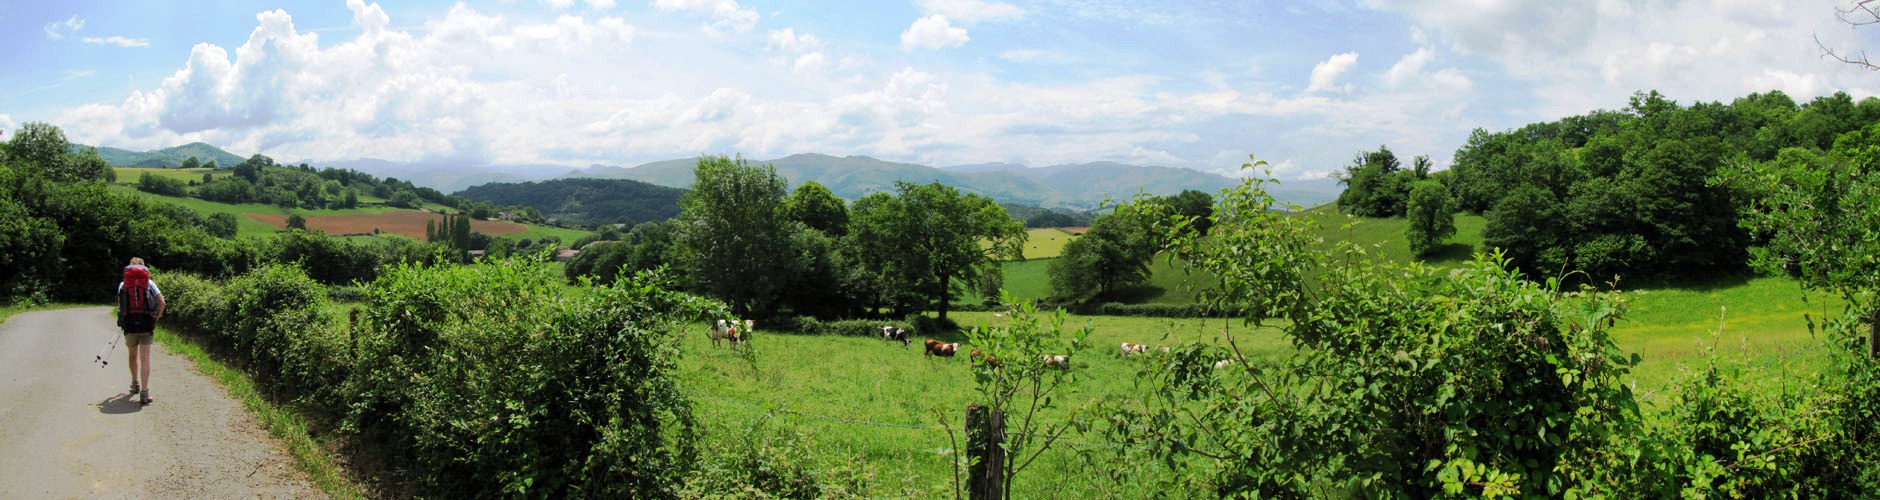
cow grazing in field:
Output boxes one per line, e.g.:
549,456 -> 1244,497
924,339 -> 958,358
971,348 -> 999,367
708,319 -> 731,347
1043,354 -> 1071,370
1120,342 -> 1149,356
882,326 -> 910,347
728,319 -> 754,349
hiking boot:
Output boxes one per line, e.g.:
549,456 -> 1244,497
138,390 -> 151,405
130,380 -> 139,394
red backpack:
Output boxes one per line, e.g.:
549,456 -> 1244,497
119,266 -> 158,331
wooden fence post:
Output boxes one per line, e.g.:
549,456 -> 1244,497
966,403 -> 1006,500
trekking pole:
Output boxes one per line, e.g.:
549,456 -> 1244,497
94,331 -> 122,367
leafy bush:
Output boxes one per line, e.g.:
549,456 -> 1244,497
154,272 -> 225,335
220,265 -> 347,402
1100,171 -> 1643,497
822,319 -> 899,337
136,172 -> 189,196
345,259 -> 706,497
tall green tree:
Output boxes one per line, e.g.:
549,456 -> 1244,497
671,156 -> 799,317
1336,145 -> 1415,217
1405,180 -> 1456,258
785,180 -> 848,236
1732,141 -> 1880,357
1159,189 -> 1214,235
3,122 -> 111,183
1049,204 -> 1156,302
846,182 -> 1024,319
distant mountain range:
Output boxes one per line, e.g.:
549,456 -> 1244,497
564,153 -> 1339,210
75,142 -> 1339,210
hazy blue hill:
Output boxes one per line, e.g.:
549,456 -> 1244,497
942,162 -> 1027,173
73,141 -> 245,168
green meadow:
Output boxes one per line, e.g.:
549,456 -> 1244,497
676,206 -> 1843,496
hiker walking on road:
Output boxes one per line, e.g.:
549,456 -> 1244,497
118,257 -> 165,405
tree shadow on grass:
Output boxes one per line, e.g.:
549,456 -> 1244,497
1619,271 -> 1758,293
1421,242 -> 1476,265
1099,284 -> 1170,304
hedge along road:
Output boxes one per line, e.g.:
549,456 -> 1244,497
0,307 -> 320,498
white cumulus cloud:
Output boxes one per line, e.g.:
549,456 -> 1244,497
766,28 -> 822,53
1306,52 -> 1358,93
1383,47 -> 1432,86
653,0 -> 758,32
901,15 -> 969,50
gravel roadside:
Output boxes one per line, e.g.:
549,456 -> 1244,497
0,307 -> 323,498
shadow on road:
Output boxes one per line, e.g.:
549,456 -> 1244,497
96,393 -> 143,415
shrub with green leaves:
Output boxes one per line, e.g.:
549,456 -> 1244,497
345,257 -> 711,497
221,265 -> 347,403
1097,161 -> 1642,497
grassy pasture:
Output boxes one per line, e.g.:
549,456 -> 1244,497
1018,228 -> 1077,260
1299,204 -> 1491,268
684,271 -> 1840,495
679,312 -> 1280,497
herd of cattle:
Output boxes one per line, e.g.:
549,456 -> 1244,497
704,319 -> 1222,371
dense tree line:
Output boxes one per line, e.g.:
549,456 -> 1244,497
454,177 -> 685,227
0,122 -> 477,304
1332,90 -> 1880,280
565,156 -> 1025,321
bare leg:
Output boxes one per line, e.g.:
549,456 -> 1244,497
126,339 -> 138,384
136,343 -> 152,392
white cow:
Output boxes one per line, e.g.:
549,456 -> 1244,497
707,319 -> 732,347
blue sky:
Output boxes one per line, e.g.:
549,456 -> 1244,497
3,1 -> 1877,181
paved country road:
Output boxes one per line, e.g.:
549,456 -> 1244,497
0,307 -> 322,498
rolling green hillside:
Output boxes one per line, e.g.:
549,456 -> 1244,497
1300,204 -> 1491,268
107,183 -> 591,242
78,141 -> 246,168
455,177 -> 685,226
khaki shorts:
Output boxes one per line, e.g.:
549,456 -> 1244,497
123,332 -> 154,347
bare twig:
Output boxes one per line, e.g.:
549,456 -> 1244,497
1822,1 -> 1880,70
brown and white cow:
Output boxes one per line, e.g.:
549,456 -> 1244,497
924,339 -> 958,358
